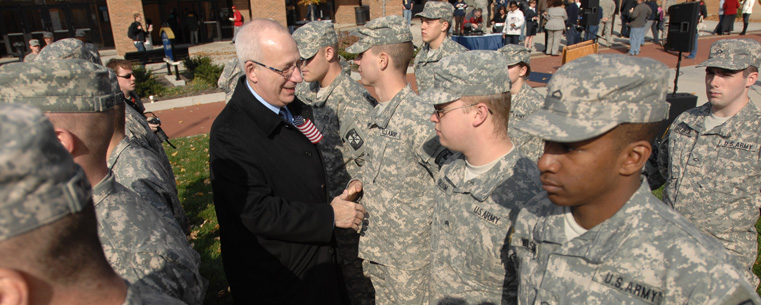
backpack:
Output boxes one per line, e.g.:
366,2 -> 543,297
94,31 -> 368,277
127,23 -> 136,40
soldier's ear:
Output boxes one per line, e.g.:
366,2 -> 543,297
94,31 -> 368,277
619,140 -> 651,176
378,52 -> 390,71
52,128 -> 76,155
324,46 -> 335,61
0,268 -> 29,305
745,70 -> 758,88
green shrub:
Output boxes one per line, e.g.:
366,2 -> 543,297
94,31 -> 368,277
183,56 -> 223,87
338,31 -> 359,61
133,65 -> 166,97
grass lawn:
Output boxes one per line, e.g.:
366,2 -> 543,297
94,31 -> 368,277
167,134 -> 761,304
164,134 -> 232,305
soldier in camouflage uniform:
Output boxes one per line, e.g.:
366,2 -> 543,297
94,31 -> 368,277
24,39 -> 40,62
105,58 -> 174,178
498,44 -> 544,161
293,21 -> 377,305
424,50 -> 542,305
645,39 -> 761,287
510,54 -> 760,304
0,103 -> 186,305
0,61 -> 206,304
414,1 -> 468,93
347,15 -> 447,305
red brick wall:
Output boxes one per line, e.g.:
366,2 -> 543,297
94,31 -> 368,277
108,0 -> 145,56
251,0 -> 288,26
369,0 -> 403,19
335,0 -> 361,24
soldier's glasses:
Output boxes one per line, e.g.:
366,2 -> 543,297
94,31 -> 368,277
247,60 -> 302,79
432,103 -> 483,119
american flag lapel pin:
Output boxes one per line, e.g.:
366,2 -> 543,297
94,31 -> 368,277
293,116 -> 323,144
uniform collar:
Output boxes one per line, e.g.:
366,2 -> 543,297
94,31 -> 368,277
369,84 -> 413,129
92,170 -> 117,207
535,177 -> 655,264
682,100 -> 760,137
439,148 -> 532,201
307,72 -> 348,108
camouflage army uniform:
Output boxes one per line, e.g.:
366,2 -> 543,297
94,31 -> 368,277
23,52 -> 37,62
293,21 -> 378,305
432,151 -> 540,305
94,170 -> 207,305
512,179 -> 760,305
124,105 -> 174,181
358,85 -> 440,304
347,16 -> 447,304
218,57 -> 242,103
123,281 -> 188,305
33,38 -> 102,65
108,136 -> 189,232
508,83 -> 544,161
498,44 -> 544,161
512,54 -> 761,305
414,38 -> 467,93
646,39 -> 761,287
423,50 -> 542,305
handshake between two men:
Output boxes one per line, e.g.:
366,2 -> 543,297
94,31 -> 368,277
331,180 -> 366,231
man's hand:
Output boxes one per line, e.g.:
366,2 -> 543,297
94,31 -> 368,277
331,195 -> 366,231
344,180 -> 363,202
148,122 -> 160,132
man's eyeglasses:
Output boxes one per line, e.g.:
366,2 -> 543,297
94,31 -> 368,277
247,60 -> 302,78
432,103 -> 484,119
117,73 -> 133,79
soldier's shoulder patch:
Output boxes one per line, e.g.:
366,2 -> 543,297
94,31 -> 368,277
345,128 -> 364,151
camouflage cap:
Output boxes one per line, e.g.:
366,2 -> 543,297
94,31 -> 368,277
292,21 -> 338,59
34,38 -> 102,65
0,103 -> 91,242
415,1 -> 455,22
346,15 -> 413,54
0,59 -> 121,113
698,39 -> 761,70
515,54 -> 670,142
29,39 -> 40,47
420,50 -> 511,105
498,44 -> 531,66
43,32 -> 54,39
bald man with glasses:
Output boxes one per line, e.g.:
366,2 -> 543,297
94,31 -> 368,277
209,18 -> 365,305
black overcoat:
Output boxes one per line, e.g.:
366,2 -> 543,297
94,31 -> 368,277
210,76 -> 346,304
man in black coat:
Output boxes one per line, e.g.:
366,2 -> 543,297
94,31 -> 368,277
209,19 -> 365,305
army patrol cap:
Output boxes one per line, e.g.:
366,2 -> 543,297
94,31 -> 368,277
292,21 -> 338,59
43,32 -> 54,39
0,103 -> 91,242
698,39 -> 761,70
29,39 -> 40,47
421,50 -> 511,105
34,38 -> 102,65
415,1 -> 455,22
516,54 -> 670,142
346,15 -> 414,54
498,44 -> 531,66
0,59 -> 121,112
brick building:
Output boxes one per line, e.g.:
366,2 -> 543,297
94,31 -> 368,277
0,0 -> 756,56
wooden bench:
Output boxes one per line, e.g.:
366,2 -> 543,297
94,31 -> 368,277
124,47 -> 189,80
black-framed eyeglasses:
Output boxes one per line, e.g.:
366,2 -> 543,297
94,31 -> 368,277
117,73 -> 133,79
432,103 -> 481,119
247,59 -> 302,78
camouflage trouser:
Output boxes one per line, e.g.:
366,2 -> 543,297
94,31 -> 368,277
362,260 -> 429,305
336,228 -> 375,305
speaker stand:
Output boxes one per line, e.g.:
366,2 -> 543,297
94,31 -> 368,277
673,50 -> 683,95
